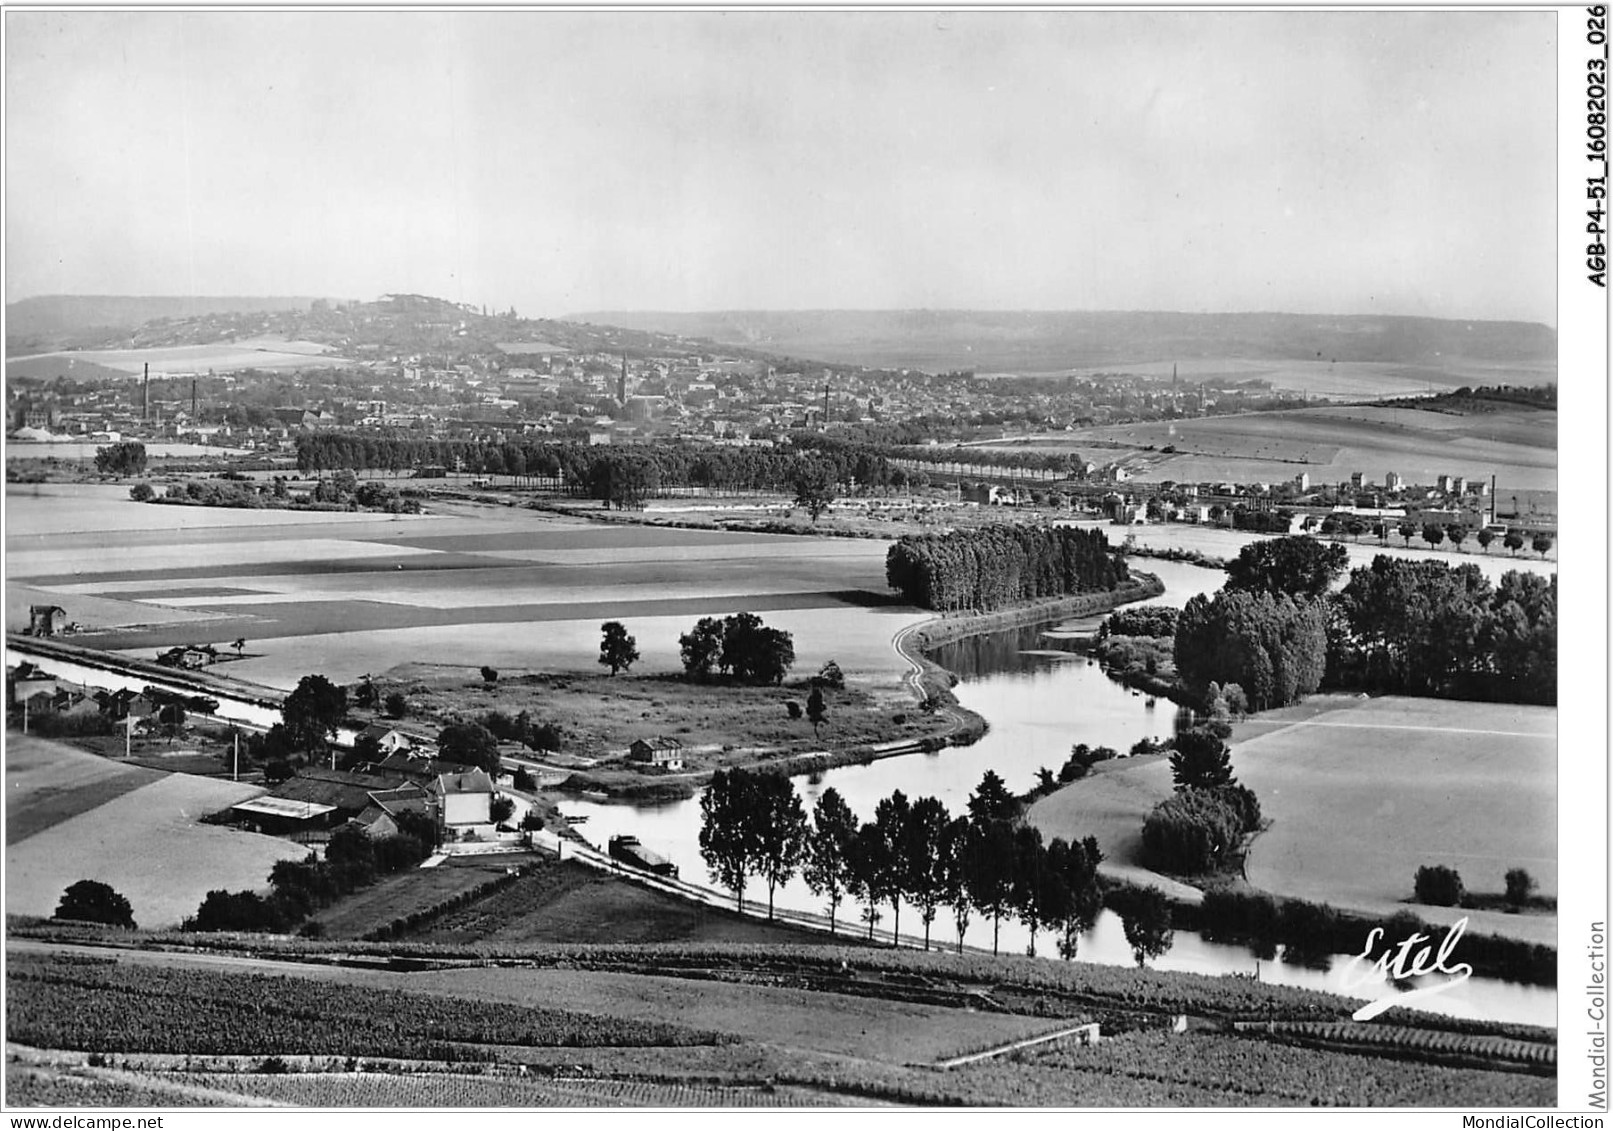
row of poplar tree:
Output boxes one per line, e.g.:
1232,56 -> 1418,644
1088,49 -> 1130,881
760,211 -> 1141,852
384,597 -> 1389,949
883,525 -> 1129,612
696,767 -> 1108,959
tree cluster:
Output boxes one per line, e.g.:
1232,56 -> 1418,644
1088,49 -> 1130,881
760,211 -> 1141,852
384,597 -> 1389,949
679,613 -> 795,685
293,433 -> 900,503
1413,864 -> 1465,907
481,709 -> 562,753
184,817 -> 434,933
1098,606 -> 1179,640
94,441 -> 147,477
1333,559 -> 1555,704
1142,787 -> 1261,875
1224,537 -> 1349,600
1174,588 -> 1328,710
281,675 -> 348,756
885,525 -> 1127,611
1170,537 -> 1555,709
1142,729 -> 1261,875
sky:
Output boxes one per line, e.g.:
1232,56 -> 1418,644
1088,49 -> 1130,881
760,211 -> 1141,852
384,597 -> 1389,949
4,10 -> 1557,325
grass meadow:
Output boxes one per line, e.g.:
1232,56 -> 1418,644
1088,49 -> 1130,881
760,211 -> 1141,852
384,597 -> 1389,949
1027,695 -> 1556,943
5,767 -> 305,928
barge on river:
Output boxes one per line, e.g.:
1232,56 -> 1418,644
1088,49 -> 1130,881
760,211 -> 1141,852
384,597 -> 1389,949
608,834 -> 679,878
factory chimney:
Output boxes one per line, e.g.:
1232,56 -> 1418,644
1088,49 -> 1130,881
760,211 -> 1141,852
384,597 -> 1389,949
191,377 -> 198,419
618,355 -> 628,407
142,364 -> 150,422
822,382 -> 830,426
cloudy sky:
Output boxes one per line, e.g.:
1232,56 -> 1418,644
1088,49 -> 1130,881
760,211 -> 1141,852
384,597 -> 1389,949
5,10 -> 1557,324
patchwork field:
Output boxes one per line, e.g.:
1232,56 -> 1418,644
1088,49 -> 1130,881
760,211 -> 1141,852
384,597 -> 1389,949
6,770 -> 304,928
1028,696 -> 1557,943
4,735 -> 164,845
976,402 -> 1556,492
6,484 -> 922,690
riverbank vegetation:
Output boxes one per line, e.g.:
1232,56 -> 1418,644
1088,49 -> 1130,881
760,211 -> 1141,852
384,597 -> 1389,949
1149,535 -> 1556,709
884,524 -> 1128,611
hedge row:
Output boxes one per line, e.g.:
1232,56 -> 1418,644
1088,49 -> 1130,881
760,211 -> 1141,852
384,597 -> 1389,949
359,865 -> 536,942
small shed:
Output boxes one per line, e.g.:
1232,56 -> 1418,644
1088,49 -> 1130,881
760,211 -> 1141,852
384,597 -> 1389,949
358,723 -> 415,756
629,737 -> 685,771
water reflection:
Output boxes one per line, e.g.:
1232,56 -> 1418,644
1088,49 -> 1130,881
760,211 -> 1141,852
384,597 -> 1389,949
555,579 -> 1556,1026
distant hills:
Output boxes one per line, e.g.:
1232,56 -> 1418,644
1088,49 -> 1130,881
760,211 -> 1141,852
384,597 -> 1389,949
568,310 -> 1558,375
6,295 -> 334,353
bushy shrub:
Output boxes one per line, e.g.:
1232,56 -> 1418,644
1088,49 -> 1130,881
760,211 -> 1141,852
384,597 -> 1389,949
1141,790 -> 1247,874
1414,865 -> 1465,907
1101,606 -> 1180,639
1505,867 -> 1537,907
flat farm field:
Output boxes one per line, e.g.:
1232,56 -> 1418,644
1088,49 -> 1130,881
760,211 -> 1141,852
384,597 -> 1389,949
979,402 -> 1556,491
6,484 -> 923,689
1236,696 -> 1556,939
6,771 -> 304,928
4,735 -> 164,845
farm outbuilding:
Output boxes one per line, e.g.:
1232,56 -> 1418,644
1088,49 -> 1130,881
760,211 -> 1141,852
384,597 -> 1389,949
629,737 -> 685,771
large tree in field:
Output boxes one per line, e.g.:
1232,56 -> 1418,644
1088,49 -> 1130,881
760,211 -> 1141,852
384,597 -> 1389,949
792,458 -> 838,522
1476,528 -> 1495,554
598,621 -> 639,675
282,674 -> 347,757
54,879 -> 136,928
679,616 -> 726,680
1421,523 -> 1445,551
1223,535 -> 1349,599
804,788 -> 859,934
1169,729 -> 1237,791
751,772 -> 808,920
699,769 -> 760,912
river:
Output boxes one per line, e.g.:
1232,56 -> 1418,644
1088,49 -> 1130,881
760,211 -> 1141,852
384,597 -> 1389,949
556,557 -> 1556,1028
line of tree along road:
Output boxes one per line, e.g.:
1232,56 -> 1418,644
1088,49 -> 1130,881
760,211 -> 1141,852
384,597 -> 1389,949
293,432 -> 913,508
696,766 -> 1173,966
